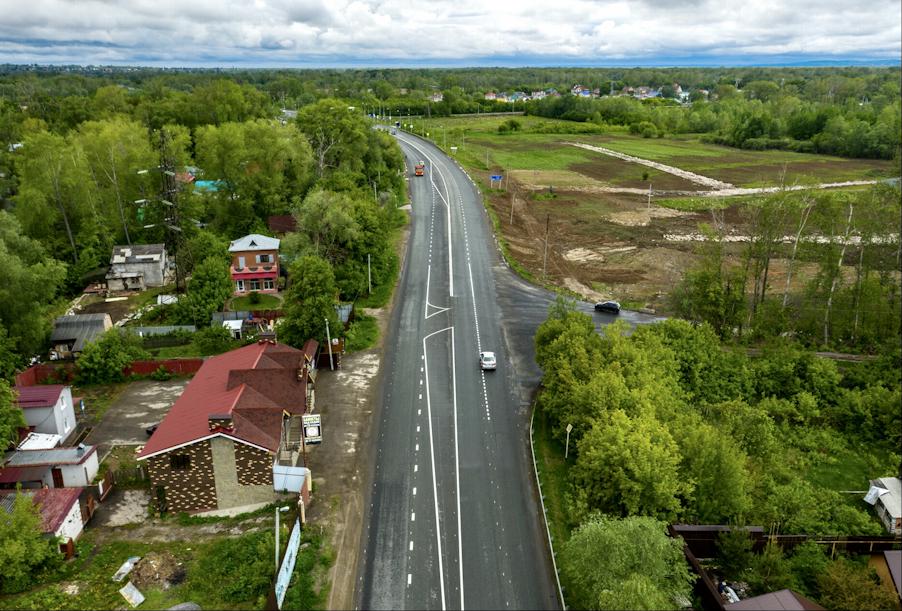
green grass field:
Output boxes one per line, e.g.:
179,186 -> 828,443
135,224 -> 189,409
229,293 -> 283,310
413,116 -> 897,190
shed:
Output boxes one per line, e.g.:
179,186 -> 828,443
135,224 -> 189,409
0,488 -> 85,546
2,445 -> 99,488
865,477 -> 901,535
13,385 -> 76,439
50,313 -> 112,357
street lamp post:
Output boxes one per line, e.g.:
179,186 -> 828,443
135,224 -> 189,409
325,318 -> 334,371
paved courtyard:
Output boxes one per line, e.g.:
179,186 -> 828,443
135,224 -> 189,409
84,379 -> 188,456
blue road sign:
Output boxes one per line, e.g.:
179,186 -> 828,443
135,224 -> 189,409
490,175 -> 503,181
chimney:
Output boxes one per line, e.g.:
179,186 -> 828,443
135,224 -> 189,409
208,414 -> 233,432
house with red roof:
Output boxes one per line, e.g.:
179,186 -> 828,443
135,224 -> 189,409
14,384 -> 76,440
0,487 -> 86,548
137,339 -> 318,514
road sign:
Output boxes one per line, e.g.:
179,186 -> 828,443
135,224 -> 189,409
490,175 -> 503,181
303,414 -> 322,444
275,518 -> 302,609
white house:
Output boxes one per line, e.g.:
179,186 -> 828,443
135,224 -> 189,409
0,487 -> 85,546
0,445 -> 99,489
14,385 -> 76,439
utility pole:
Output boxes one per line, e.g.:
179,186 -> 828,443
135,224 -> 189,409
367,254 -> 372,294
509,191 -> 515,225
325,318 -> 334,371
542,214 -> 550,281
647,183 -> 652,212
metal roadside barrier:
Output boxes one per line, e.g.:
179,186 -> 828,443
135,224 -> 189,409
530,403 -> 566,610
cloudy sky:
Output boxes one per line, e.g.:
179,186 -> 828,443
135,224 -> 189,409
0,0 -> 899,67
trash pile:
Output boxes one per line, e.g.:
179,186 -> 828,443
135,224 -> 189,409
131,551 -> 187,591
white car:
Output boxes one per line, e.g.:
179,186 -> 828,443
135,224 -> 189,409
479,351 -> 497,370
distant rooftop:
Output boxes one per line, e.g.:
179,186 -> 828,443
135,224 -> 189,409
110,244 -> 166,264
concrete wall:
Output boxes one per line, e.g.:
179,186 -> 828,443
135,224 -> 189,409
210,437 -> 276,510
110,256 -> 167,287
58,451 -> 99,487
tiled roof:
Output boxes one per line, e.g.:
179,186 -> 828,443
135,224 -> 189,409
138,341 -> 308,459
0,488 -> 82,534
14,385 -> 65,409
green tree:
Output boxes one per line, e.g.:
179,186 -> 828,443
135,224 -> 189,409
716,528 -> 755,581
572,409 -> 687,520
0,488 -> 61,593
747,541 -> 793,595
559,515 -> 694,610
76,328 -> 149,385
174,257 -> 233,327
0,380 -> 25,458
296,98 -> 369,181
278,255 -> 340,349
0,211 -> 67,357
817,556 -> 900,611
679,421 -> 750,523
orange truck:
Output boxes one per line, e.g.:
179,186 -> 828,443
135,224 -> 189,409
414,160 -> 425,176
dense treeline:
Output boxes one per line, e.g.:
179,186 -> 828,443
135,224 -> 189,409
526,81 -> 901,159
536,303 -> 901,608
1,65 -> 899,159
0,72 -> 407,377
536,302 -> 900,532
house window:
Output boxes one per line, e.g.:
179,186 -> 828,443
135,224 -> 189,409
170,455 -> 191,471
236,280 -> 245,292
237,256 -> 245,270
263,279 -> 274,290
249,280 -> 261,291
257,254 -> 271,264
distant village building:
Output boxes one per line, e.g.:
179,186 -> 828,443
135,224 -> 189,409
228,234 -> 280,296
484,92 -> 497,101
106,244 -> 171,292
429,92 -> 444,103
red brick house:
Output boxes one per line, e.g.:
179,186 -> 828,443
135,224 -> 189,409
228,234 -> 280,296
137,339 -> 317,514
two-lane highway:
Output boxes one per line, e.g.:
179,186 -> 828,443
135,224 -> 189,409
357,132 -> 559,610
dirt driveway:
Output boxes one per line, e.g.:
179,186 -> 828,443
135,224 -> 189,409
85,379 -> 188,457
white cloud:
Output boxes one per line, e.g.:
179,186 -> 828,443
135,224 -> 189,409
0,0 -> 897,65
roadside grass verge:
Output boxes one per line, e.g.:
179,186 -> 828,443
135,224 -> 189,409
532,402 -> 575,554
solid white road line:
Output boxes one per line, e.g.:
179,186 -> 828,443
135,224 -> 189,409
422,325 -> 453,611
451,326 -> 465,611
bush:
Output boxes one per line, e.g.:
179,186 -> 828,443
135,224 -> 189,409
0,490 -> 61,593
248,290 -> 261,305
149,365 -> 172,381
76,329 -> 149,385
193,326 -> 236,356
345,313 -> 378,352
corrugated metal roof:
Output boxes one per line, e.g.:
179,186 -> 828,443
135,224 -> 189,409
109,244 -> 166,264
51,314 -> 112,352
13,385 -> 65,409
0,488 -> 82,534
0,465 -> 49,484
726,589 -> 824,610
875,477 -> 901,519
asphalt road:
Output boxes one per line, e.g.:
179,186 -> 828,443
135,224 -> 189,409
356,131 -> 662,610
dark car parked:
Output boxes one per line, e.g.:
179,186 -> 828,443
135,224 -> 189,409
594,300 -> 621,314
